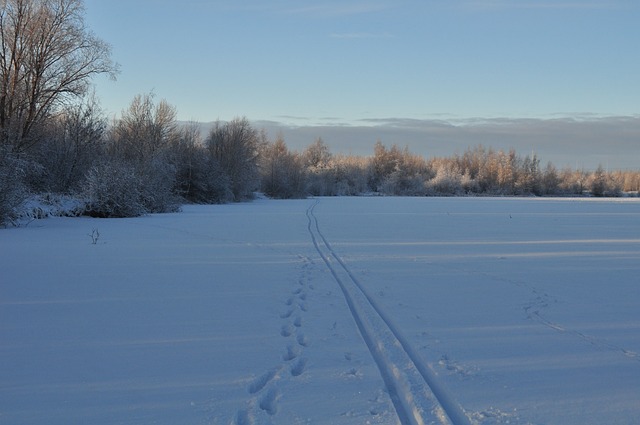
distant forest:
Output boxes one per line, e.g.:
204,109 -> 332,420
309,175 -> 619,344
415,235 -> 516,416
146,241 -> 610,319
1,0 -> 639,224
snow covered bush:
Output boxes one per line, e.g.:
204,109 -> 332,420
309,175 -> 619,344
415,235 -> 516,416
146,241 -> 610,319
259,137 -> 306,199
303,138 -> 335,196
371,142 -> 430,195
331,155 -> 370,196
82,160 -> 145,218
30,97 -> 107,193
426,166 -> 464,195
136,157 -> 181,213
82,157 -> 181,218
206,118 -> 261,201
588,165 -> 621,197
12,194 -> 86,224
173,148 -> 232,204
171,124 -> 232,204
0,151 -> 27,226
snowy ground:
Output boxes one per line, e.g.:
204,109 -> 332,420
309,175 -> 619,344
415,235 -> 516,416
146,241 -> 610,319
2,197 -> 639,425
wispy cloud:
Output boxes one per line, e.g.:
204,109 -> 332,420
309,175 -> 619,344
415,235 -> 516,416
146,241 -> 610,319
280,2 -> 393,18
329,32 -> 395,39
209,1 -> 393,17
463,1 -> 627,10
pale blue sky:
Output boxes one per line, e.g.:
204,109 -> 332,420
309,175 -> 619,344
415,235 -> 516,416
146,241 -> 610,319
83,1 -> 640,168
85,0 -> 639,122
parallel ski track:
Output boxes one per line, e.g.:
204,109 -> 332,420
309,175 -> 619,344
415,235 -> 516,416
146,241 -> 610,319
306,199 -> 472,425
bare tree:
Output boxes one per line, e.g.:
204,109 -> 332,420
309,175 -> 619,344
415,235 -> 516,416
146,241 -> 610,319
303,138 -> 335,196
170,122 -> 231,204
107,93 -> 177,162
259,134 -> 306,199
86,94 -> 180,215
32,93 -> 106,192
0,0 -> 117,152
206,117 -> 261,201
0,146 -> 26,224
303,137 -> 332,170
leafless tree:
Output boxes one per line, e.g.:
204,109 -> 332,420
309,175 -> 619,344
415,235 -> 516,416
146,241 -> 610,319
31,93 -> 106,192
107,93 -> 177,162
303,137 -> 335,195
303,137 -> 332,170
206,117 -> 261,201
169,123 -> 231,204
259,134 -> 306,199
0,0 -> 117,152
85,94 -> 181,216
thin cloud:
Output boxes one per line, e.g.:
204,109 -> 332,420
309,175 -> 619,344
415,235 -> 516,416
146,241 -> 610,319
275,114 -> 312,122
329,32 -> 395,39
207,1 -> 393,17
463,1 -> 627,10
281,2 -> 393,18
255,115 -> 640,170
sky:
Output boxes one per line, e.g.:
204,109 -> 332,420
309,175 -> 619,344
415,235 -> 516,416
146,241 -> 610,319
83,0 -> 640,169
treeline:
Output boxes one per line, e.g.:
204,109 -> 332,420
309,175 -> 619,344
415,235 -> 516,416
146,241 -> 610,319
2,92 -> 640,225
2,94 -> 264,221
299,139 -> 639,198
2,0 -> 639,225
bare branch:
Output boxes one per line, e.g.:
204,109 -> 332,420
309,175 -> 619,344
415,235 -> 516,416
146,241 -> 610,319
0,0 -> 118,151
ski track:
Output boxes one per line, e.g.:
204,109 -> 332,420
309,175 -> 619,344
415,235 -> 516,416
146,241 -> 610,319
306,199 -> 472,425
233,255 -> 313,424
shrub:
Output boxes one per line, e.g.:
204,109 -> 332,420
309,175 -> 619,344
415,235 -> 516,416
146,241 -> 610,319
137,157 -> 181,213
0,152 -> 27,226
206,118 -> 261,201
260,137 -> 306,199
82,161 -> 145,218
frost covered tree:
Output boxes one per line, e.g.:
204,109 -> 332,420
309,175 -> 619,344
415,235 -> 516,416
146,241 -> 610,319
371,142 -> 430,195
0,0 -> 116,222
303,137 -> 332,170
206,118 -> 260,201
83,94 -> 180,216
31,94 -> 106,193
82,159 -> 144,218
0,0 -> 117,152
331,154 -> 370,195
540,162 -> 560,195
0,147 -> 27,224
107,93 -> 177,163
588,165 -> 621,197
516,154 -> 541,195
370,141 -> 401,191
259,135 -> 306,199
170,123 -> 231,204
303,137 -> 335,196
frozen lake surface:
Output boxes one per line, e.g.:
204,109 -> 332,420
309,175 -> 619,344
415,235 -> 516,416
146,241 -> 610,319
2,197 -> 639,424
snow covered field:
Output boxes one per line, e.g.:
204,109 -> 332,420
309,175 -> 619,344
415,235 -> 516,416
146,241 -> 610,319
2,197 -> 639,425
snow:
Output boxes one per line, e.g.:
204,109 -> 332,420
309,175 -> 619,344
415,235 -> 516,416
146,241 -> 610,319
1,197 -> 639,424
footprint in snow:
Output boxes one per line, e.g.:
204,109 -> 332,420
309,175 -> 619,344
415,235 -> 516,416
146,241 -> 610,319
235,408 -> 253,425
282,344 -> 299,361
296,333 -> 309,347
293,315 -> 302,328
280,324 -> 294,337
290,357 -> 308,377
247,367 -> 280,394
259,387 -> 280,416
279,308 -> 294,319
